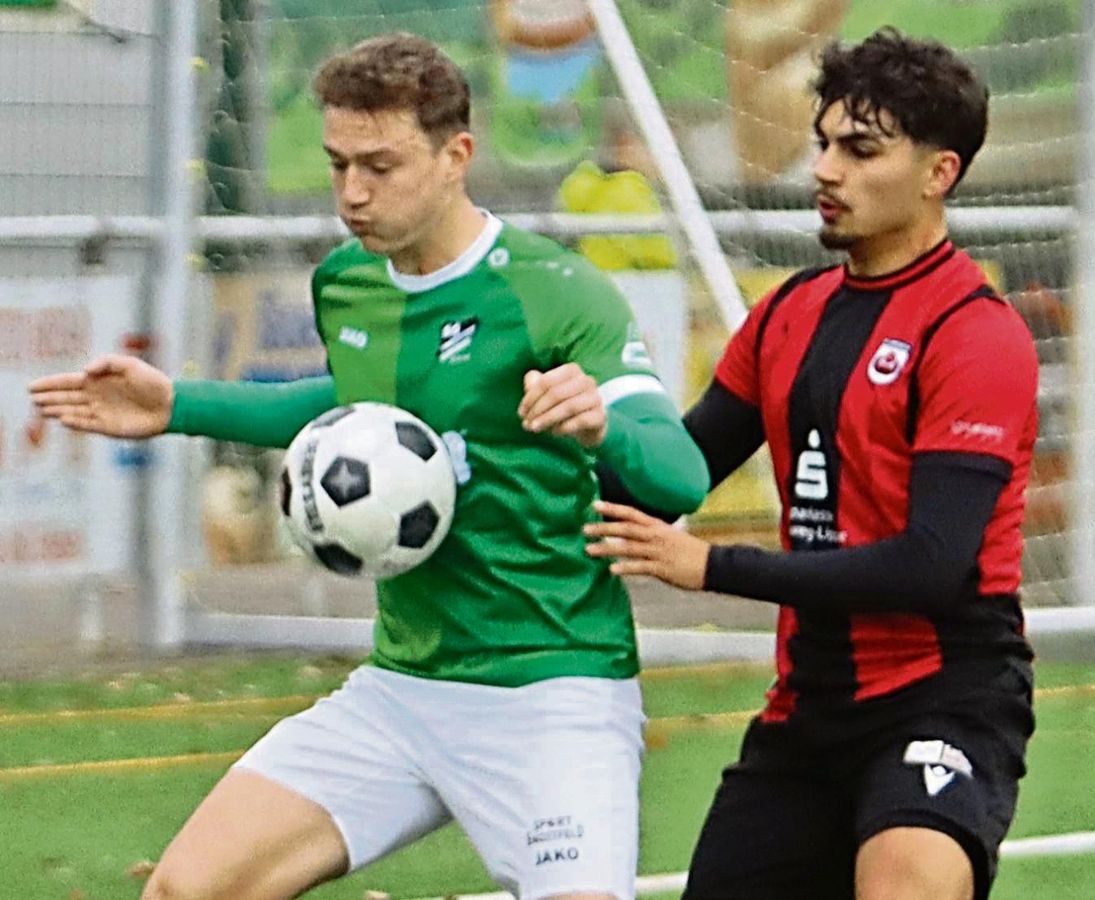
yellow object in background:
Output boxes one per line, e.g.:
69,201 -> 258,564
558,161 -> 677,270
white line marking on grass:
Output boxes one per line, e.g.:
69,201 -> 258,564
409,835 -> 1095,900
1000,831 -> 1095,857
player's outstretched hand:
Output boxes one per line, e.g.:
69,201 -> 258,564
518,364 -> 606,449
28,353 -> 174,438
585,500 -> 710,590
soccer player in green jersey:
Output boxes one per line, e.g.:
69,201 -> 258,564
30,32 -> 708,900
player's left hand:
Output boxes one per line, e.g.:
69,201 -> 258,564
519,364 -> 606,448
585,501 -> 710,590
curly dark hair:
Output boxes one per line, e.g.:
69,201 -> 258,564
313,33 -> 470,146
813,27 -> 988,189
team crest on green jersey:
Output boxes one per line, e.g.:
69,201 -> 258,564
438,317 -> 479,364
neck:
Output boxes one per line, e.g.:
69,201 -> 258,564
389,196 -> 485,275
845,214 -> 948,278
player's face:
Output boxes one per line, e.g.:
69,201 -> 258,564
323,105 -> 471,258
812,101 -> 946,255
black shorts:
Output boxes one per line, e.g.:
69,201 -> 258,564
682,661 -> 1034,900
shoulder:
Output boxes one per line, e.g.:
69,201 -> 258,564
746,264 -> 841,336
915,247 -> 998,314
944,290 -> 1034,344
494,224 -> 626,306
761,265 -> 840,308
923,286 -> 1037,378
925,260 -> 1030,342
492,227 -> 641,360
495,223 -> 572,261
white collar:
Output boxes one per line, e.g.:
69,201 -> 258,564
386,211 -> 503,294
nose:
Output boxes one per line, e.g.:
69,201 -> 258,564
341,165 -> 371,207
813,145 -> 841,188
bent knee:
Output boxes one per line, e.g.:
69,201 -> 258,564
140,865 -> 224,900
856,827 -> 973,900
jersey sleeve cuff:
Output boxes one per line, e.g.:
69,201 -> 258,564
598,374 -> 666,407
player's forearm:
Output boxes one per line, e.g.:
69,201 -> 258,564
596,392 -> 709,516
704,453 -> 1010,614
596,381 -> 763,521
167,375 -> 338,448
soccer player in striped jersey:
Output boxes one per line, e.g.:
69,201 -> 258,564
588,28 -> 1037,900
29,33 -> 708,900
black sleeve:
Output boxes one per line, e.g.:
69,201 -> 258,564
703,451 -> 1011,614
682,379 -> 766,486
595,379 -> 765,520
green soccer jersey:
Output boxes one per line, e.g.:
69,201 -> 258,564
310,215 -> 666,686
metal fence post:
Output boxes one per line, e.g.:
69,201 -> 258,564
141,0 -> 202,650
1070,0 -> 1095,606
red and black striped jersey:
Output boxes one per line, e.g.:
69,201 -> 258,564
713,239 -> 1038,720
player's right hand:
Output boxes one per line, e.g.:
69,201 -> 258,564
519,364 -> 607,449
27,353 -> 174,438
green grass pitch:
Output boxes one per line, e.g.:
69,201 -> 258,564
2,656 -> 1093,898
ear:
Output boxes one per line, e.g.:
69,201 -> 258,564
925,149 -> 962,200
440,131 -> 474,183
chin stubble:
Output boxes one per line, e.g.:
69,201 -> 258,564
819,228 -> 857,251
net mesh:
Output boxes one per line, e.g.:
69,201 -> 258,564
191,0 -> 1081,606
0,0 -> 1084,615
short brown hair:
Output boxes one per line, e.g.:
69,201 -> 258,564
313,33 -> 470,144
813,28 -> 988,189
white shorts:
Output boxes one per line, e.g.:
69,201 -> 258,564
235,666 -> 645,899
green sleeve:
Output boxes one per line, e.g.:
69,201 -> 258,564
597,391 -> 710,515
166,375 -> 338,448
516,252 -> 657,383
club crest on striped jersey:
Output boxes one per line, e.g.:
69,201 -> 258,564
437,317 -> 479,364
867,338 -> 912,385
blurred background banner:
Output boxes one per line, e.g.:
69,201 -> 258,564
201,269 -> 326,567
0,276 -> 138,577
210,271 -> 324,383
0,0 -> 1089,655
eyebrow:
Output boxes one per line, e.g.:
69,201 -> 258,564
814,127 -> 886,147
322,145 -> 399,161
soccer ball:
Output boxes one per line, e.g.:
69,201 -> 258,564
279,403 -> 456,578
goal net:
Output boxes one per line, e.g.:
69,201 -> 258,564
0,0 -> 1087,660
193,0 -> 1083,611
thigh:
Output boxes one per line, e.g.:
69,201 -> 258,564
683,763 -> 856,900
430,676 -> 645,900
145,767 -> 348,900
233,666 -> 451,871
853,712 -> 1027,900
